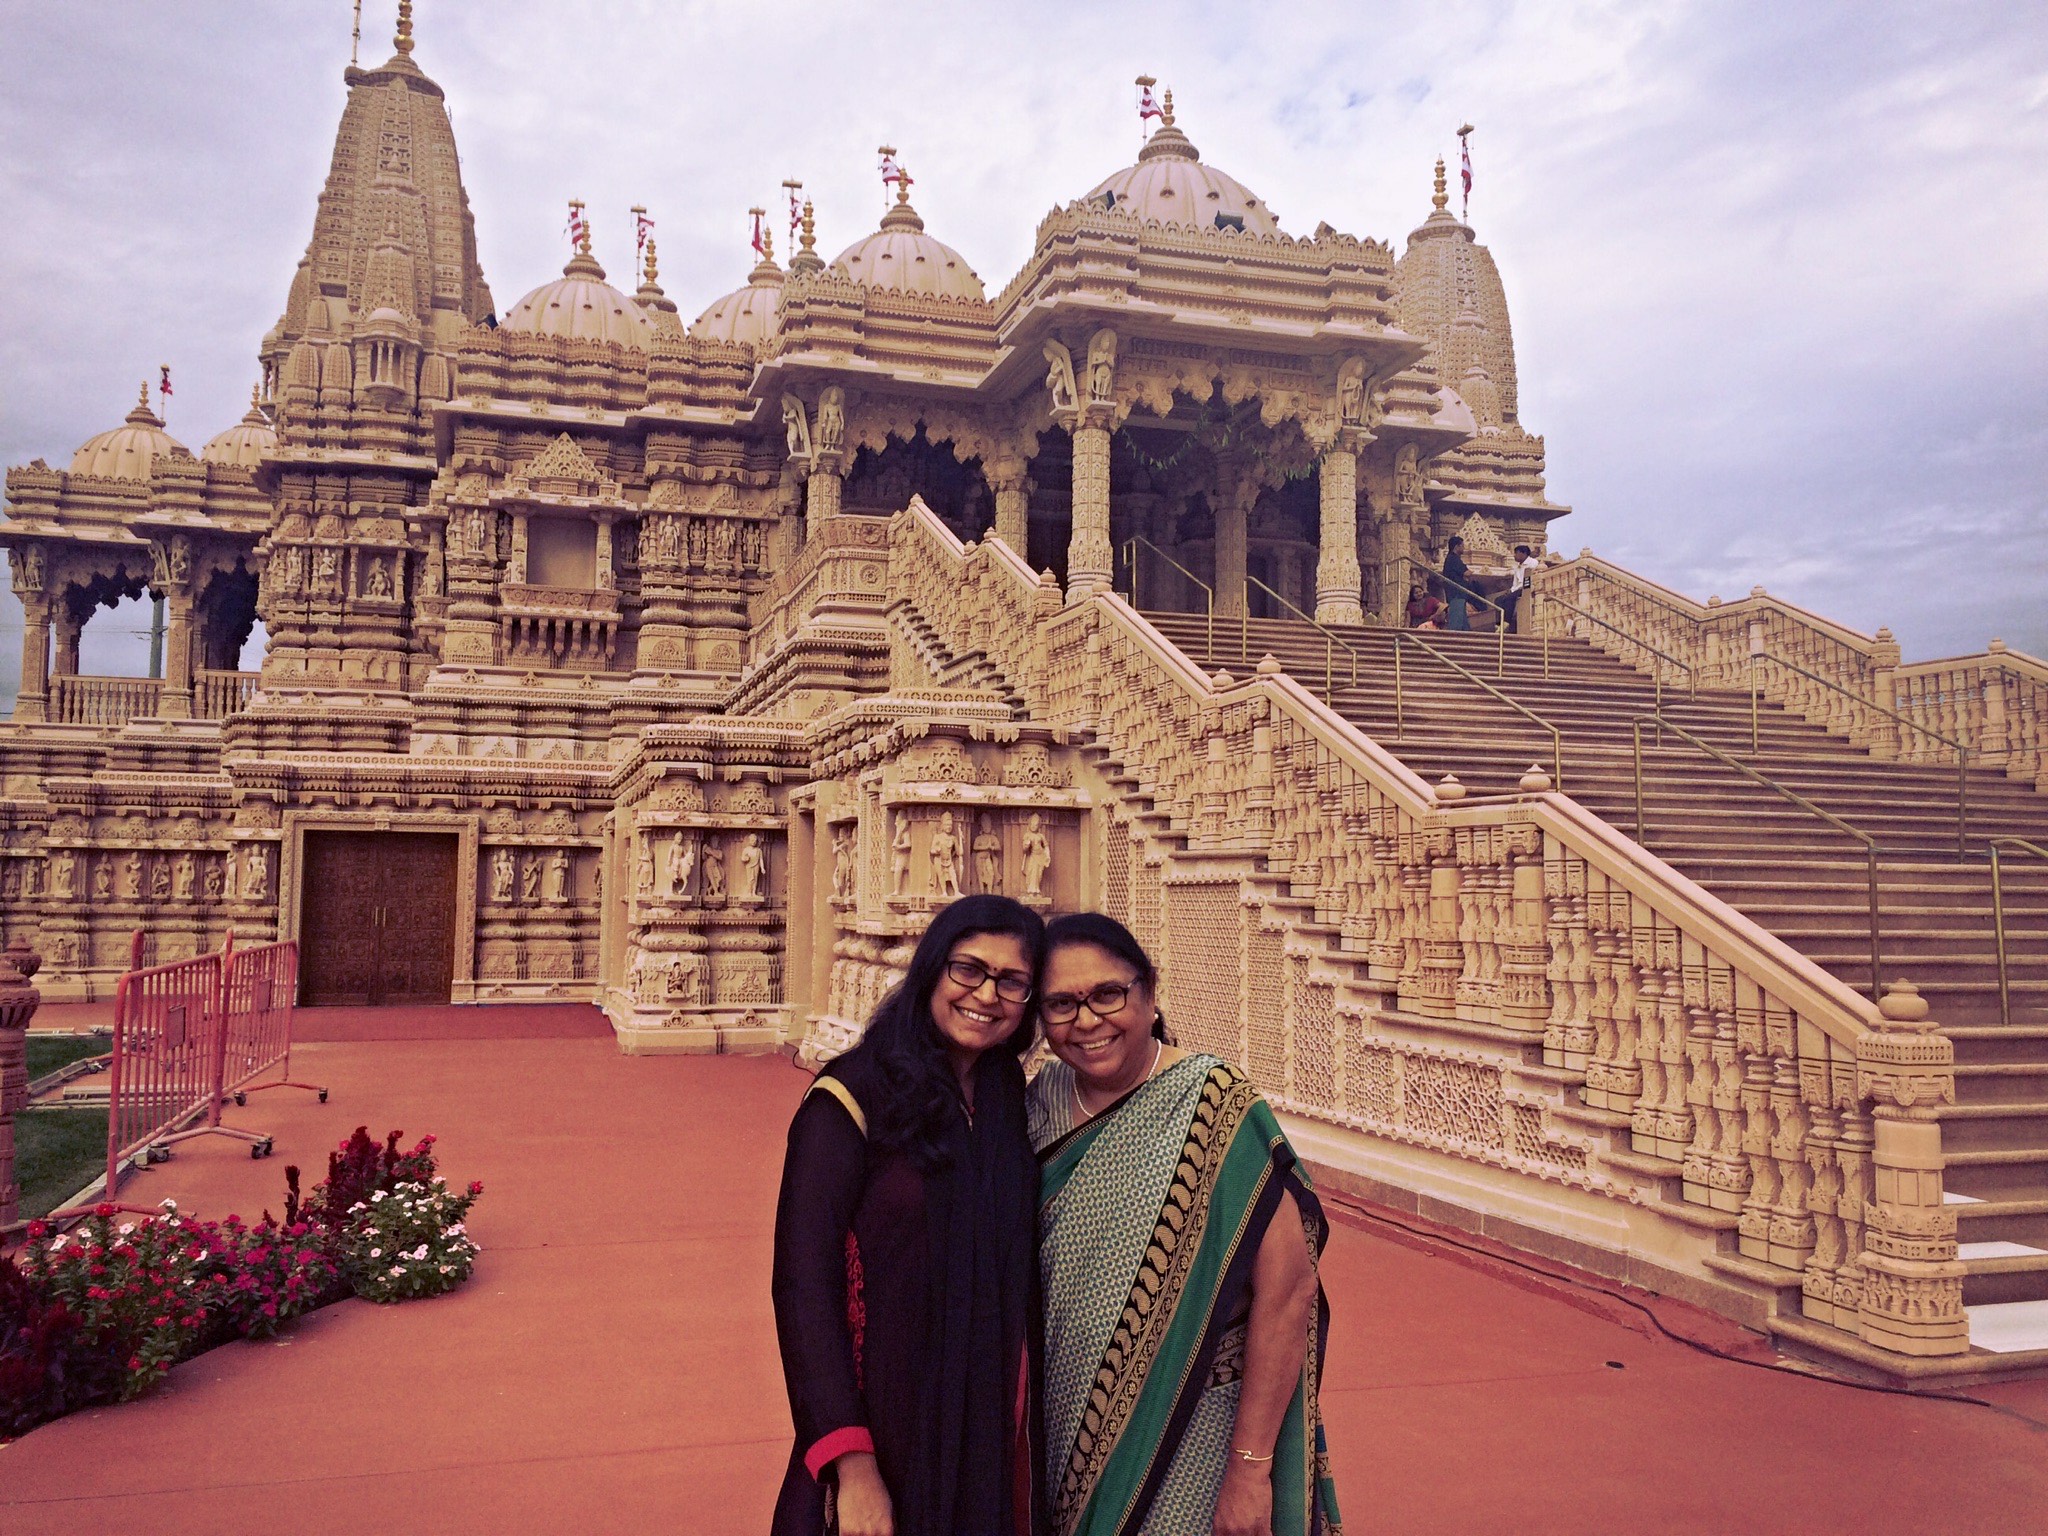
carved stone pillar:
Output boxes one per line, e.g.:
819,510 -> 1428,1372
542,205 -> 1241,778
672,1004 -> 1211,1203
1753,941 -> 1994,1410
1215,467 -> 1253,621
989,454 -> 1030,556
806,452 -> 843,539
51,610 -> 81,679
1855,981 -> 1968,1356
1315,434 -> 1365,626
13,596 -> 51,723
159,590 -> 195,718
1066,419 -> 1112,601
595,515 -> 615,589
509,514 -> 530,585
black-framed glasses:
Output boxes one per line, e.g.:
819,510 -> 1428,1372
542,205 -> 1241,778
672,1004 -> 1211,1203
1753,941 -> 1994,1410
945,957 -> 1034,1004
1039,981 -> 1136,1024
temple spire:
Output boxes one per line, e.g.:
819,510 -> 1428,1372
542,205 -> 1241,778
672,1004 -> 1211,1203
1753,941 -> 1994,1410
1432,157 -> 1449,214
395,0 -> 414,57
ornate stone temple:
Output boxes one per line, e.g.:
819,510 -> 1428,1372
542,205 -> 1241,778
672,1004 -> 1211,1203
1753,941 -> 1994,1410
6,11 -> 2046,1371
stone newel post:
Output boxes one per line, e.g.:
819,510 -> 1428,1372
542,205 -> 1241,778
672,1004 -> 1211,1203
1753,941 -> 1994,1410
0,938 -> 46,1228
1854,980 -> 1968,1356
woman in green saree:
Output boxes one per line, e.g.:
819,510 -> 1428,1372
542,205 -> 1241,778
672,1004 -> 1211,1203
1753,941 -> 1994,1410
1028,913 -> 1342,1536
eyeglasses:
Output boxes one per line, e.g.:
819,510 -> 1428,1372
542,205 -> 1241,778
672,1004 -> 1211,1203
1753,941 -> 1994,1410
1039,981 -> 1137,1025
944,957 -> 1034,1004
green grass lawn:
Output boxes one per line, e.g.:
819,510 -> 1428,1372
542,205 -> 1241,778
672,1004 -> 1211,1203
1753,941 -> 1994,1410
24,1032 -> 111,1084
14,1107 -> 109,1218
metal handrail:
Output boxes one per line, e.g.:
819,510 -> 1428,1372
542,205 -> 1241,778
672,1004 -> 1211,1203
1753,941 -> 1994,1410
1751,650 -> 1970,858
1989,837 -> 2048,1028
1400,630 -> 1566,792
1122,536 -> 1215,659
1395,553 -> 1510,676
1239,575 -> 1362,701
1633,714 -> 1885,999
1534,589 -> 1696,711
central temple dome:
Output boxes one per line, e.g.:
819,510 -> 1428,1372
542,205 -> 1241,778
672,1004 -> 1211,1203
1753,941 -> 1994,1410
503,248 -> 653,349
831,189 -> 985,301
690,236 -> 785,347
70,386 -> 191,480
1082,92 -> 1280,236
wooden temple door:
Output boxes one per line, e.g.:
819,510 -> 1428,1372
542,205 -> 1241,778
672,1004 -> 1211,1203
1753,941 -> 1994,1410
298,832 -> 459,1006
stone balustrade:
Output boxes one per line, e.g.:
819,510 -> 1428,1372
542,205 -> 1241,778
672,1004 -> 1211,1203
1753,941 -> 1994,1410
1537,553 -> 2048,787
889,498 -> 1968,1362
49,674 -> 163,725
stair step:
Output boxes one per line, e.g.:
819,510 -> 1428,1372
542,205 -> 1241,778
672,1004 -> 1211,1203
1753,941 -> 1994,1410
1966,1298 -> 2048,1353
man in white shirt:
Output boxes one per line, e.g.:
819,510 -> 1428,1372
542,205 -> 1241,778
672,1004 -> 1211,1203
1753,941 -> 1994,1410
1504,544 -> 1540,633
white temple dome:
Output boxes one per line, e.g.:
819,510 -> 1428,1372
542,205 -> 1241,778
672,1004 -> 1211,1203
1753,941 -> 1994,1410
202,391 -> 278,469
70,386 -> 190,480
502,249 -> 652,348
690,254 -> 785,346
831,192 -> 985,301
1082,95 -> 1280,236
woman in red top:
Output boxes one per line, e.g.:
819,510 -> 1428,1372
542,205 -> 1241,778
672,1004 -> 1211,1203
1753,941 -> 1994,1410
771,894 -> 1045,1536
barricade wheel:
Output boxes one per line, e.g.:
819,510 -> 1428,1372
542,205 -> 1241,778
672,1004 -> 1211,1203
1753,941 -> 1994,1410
234,1091 -> 248,1107
148,1145 -> 171,1165
319,1089 -> 329,1103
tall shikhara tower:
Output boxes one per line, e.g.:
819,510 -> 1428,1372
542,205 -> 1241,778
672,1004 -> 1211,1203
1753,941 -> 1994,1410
254,4 -> 492,692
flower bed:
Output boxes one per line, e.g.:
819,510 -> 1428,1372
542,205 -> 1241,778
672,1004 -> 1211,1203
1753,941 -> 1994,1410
0,1127 -> 482,1441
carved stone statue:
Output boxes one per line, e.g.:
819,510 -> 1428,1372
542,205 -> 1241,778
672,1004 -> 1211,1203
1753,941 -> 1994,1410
121,849 -> 143,900
667,831 -> 694,899
781,395 -> 812,461
701,838 -> 726,903
831,824 -> 855,901
1337,358 -> 1367,425
314,547 -> 340,596
1086,329 -> 1117,403
88,854 -> 110,900
891,811 -> 913,897
972,814 -> 1001,894
12,544 -> 45,593
929,811 -> 962,899
52,849 -> 76,899
734,832 -> 765,905
491,847 -> 515,903
520,854 -> 540,904
173,852 -> 196,901
202,857 -> 224,900
1020,812 -> 1051,899
169,535 -> 192,583
365,556 -> 394,599
1395,444 -> 1422,506
243,845 -> 269,901
543,847 -> 569,905
150,856 -> 171,900
1042,340 -> 1078,413
665,950 -> 702,1003
815,386 -> 845,456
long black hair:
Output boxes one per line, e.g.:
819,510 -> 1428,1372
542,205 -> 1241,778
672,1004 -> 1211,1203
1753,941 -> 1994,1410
1043,911 -> 1170,1042
839,894 -> 1044,1169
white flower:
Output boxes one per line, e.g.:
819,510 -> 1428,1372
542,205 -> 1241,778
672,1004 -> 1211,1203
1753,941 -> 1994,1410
118,1223 -> 135,1235
408,1244 -> 429,1261
446,1223 -> 465,1236
369,1247 -> 382,1259
159,1198 -> 179,1212
439,1265 -> 452,1274
349,1202 -> 367,1214
370,1190 -> 386,1203
389,1265 -> 404,1277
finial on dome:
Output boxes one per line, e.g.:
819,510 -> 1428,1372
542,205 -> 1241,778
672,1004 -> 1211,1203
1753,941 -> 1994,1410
789,197 -> 824,275
395,0 -> 414,56
136,381 -> 151,412
1160,88 -> 1176,129
644,237 -> 659,286
1432,158 -> 1448,213
801,199 -> 817,253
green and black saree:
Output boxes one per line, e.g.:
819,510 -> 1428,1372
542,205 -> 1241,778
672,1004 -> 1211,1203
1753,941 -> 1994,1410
1030,1053 -> 1343,1536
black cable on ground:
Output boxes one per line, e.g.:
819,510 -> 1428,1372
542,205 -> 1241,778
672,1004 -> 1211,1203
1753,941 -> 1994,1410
1324,1193 -> 2048,1433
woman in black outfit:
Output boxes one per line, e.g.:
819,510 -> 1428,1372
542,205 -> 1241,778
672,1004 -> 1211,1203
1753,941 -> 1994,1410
771,894 -> 1045,1536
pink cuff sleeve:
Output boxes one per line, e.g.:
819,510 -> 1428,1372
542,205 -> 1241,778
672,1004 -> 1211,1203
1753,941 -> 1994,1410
804,1425 -> 876,1481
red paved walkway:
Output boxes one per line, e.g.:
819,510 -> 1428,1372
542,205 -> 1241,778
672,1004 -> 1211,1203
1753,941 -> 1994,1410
4,1010 -> 2045,1533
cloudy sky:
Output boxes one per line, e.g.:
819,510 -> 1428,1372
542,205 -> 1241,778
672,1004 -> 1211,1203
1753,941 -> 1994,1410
2,0 -> 2043,692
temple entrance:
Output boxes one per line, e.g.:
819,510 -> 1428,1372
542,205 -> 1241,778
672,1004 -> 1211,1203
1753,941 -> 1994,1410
298,832 -> 459,1006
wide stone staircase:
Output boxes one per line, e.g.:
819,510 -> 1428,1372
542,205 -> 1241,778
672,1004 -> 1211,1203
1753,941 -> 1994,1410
1147,610 -> 2048,1333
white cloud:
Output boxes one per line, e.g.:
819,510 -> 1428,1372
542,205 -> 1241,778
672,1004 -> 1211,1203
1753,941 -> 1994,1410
1,0 -> 2043,702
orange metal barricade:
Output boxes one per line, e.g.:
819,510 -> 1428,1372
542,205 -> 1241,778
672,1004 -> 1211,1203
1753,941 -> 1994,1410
52,930 -> 325,1217
220,939 -> 325,1109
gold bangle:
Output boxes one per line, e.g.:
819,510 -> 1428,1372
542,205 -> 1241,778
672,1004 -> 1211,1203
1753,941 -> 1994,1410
1231,1447 -> 1275,1464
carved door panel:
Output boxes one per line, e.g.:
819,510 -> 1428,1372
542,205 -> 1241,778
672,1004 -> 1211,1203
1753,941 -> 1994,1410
299,832 -> 458,1007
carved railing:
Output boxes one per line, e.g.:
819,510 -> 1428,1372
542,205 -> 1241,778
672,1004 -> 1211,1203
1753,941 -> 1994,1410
499,585 -> 620,670
892,500 -> 1968,1360
194,670 -> 258,720
48,675 -> 162,725
1537,553 -> 2048,787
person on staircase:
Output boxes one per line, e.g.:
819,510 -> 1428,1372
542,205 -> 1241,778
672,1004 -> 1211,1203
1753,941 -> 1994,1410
1406,581 -> 1445,629
1440,536 -> 1474,631
1502,544 -> 1539,634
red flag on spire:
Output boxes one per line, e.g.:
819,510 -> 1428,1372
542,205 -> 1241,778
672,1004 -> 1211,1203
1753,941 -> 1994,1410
750,209 -> 767,258
159,364 -> 173,400
565,201 -> 589,251
635,208 -> 655,257
878,148 -> 907,190
1458,126 -> 1474,220
787,184 -> 803,243
1137,80 -> 1163,122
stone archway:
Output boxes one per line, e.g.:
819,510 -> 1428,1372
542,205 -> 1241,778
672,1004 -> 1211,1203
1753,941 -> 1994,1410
840,425 -> 988,540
